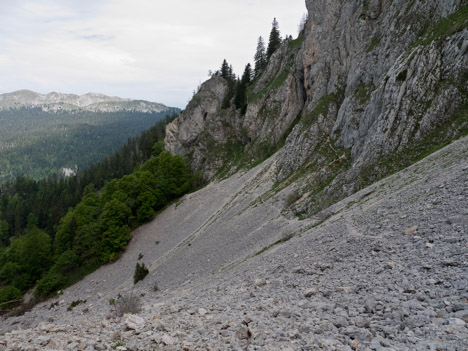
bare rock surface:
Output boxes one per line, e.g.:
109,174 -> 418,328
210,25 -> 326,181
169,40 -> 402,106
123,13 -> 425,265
1,135 -> 466,350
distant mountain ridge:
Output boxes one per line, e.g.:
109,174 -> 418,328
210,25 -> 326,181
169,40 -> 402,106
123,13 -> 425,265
0,89 -> 169,113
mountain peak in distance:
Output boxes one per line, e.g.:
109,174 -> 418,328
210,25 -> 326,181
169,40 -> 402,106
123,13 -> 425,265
0,90 -> 170,113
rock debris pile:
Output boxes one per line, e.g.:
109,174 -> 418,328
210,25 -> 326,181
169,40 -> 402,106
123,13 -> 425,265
1,137 -> 467,351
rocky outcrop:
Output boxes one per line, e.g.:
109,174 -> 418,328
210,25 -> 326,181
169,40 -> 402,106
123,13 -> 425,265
165,77 -> 231,180
165,0 -> 467,215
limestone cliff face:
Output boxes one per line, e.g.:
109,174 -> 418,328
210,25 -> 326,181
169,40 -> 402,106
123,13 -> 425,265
166,0 -> 467,214
165,76 -> 235,180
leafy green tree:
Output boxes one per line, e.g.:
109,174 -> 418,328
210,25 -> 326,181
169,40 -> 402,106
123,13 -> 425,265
152,141 -> 165,156
254,36 -> 267,77
0,261 -> 21,285
101,225 -> 131,262
0,286 -> 22,307
14,228 -> 52,279
266,18 -> 282,59
136,191 -> 157,223
142,151 -> 192,199
54,212 -> 77,255
35,271 -> 67,297
101,198 -> 131,229
0,227 -> 52,291
51,250 -> 80,274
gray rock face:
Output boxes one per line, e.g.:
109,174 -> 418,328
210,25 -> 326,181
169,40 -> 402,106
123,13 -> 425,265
165,77 -> 229,180
279,0 -> 467,183
165,0 -> 467,213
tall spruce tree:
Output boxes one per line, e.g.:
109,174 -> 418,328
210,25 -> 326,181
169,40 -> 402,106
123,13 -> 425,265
220,59 -> 230,80
241,63 -> 252,84
234,63 -> 253,115
220,59 -> 236,109
266,18 -> 281,59
254,36 -> 267,78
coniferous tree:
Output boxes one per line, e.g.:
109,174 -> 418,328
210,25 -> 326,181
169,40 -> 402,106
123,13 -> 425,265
298,13 -> 308,34
220,60 -> 237,109
241,63 -> 253,84
234,63 -> 252,115
266,18 -> 282,59
220,59 -> 230,80
254,36 -> 267,78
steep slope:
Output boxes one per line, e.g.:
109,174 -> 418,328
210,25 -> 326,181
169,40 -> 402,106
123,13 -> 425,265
166,0 -> 467,215
1,1 -> 467,349
1,135 -> 466,350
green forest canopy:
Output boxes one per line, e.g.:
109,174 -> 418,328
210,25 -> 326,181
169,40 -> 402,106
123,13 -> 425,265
0,115 -> 195,306
0,107 -> 179,183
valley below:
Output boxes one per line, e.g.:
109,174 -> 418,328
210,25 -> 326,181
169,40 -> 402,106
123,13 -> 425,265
0,0 -> 467,350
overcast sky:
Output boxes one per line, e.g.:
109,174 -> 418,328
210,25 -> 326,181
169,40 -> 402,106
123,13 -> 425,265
0,0 -> 306,108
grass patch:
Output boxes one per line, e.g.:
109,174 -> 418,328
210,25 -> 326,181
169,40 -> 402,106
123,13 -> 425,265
289,34 -> 305,50
302,93 -> 338,129
249,68 -> 291,103
67,299 -> 86,311
410,5 -> 468,49
354,82 -> 375,104
254,233 -> 294,256
366,36 -> 381,52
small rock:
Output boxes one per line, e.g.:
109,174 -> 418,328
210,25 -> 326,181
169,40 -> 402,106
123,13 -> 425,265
403,225 -> 418,235
304,288 -> 317,298
236,325 -> 251,340
124,314 -> 146,332
448,318 -> 465,326
160,334 -> 175,345
36,335 -> 51,346
182,341 -> 193,350
426,242 -> 433,248
254,278 -> 267,287
198,307 -> 208,316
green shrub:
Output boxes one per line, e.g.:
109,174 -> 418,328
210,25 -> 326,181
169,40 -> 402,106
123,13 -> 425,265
35,272 -> 67,297
0,286 -> 22,308
67,299 -> 86,311
112,293 -> 141,317
286,190 -> 301,206
133,262 -> 149,284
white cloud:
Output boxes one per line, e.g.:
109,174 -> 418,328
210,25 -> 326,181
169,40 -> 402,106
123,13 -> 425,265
0,0 -> 306,107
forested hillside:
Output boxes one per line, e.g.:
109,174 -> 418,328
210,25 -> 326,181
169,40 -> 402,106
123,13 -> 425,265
0,107 -> 180,183
0,115 -> 195,307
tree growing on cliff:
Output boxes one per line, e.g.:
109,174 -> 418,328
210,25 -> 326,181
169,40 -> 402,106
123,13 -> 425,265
266,18 -> 282,59
219,59 -> 237,108
234,63 -> 252,115
254,36 -> 267,78
298,13 -> 308,34
220,59 -> 235,81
